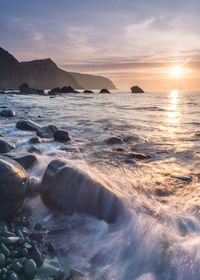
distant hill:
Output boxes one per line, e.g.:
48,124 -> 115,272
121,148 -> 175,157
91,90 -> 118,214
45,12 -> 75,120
70,72 -> 116,90
0,47 -> 116,90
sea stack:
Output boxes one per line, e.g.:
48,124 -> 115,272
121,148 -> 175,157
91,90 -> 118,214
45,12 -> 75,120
131,85 -> 144,93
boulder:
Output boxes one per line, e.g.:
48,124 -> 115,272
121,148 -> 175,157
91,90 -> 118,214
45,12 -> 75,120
0,156 -> 28,220
99,89 -> 111,94
0,109 -> 16,117
41,160 -> 125,223
131,85 -> 144,93
37,125 -> 58,139
105,136 -> 124,145
54,130 -> 72,142
83,90 -> 94,94
10,154 -> 37,169
0,139 -> 15,153
16,119 -> 41,131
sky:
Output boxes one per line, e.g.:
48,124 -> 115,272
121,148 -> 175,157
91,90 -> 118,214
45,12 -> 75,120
1,0 -> 200,90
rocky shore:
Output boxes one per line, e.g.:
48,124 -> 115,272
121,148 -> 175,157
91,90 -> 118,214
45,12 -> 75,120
0,111 -> 128,279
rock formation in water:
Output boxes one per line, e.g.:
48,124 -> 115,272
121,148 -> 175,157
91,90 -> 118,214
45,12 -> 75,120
0,156 -> 28,220
41,159 -> 125,223
131,85 -> 144,93
0,47 -> 116,90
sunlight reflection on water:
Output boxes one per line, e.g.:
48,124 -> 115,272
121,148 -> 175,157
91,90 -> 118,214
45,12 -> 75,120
166,90 -> 180,125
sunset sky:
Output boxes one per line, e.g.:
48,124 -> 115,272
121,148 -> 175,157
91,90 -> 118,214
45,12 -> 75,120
1,0 -> 200,90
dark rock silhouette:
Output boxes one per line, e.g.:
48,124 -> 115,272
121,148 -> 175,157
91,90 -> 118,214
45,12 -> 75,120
83,90 -> 94,94
19,83 -> 44,95
41,159 -> 125,223
131,86 -> 144,93
48,86 -> 79,95
99,89 -> 111,94
0,47 -> 116,90
0,156 -> 28,220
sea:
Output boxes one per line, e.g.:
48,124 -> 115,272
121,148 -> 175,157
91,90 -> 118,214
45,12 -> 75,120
1,89 -> 200,280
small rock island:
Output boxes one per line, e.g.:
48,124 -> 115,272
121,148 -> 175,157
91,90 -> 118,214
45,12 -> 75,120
131,86 -> 144,93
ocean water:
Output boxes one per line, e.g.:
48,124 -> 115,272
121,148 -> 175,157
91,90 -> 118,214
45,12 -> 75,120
1,90 -> 200,279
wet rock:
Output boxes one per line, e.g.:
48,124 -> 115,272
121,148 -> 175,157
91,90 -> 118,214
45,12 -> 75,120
0,253 -> 6,268
54,130 -> 72,142
0,130 -> 5,137
0,156 -> 28,220
36,125 -> 58,138
105,136 -> 124,145
23,259 -> 37,278
0,110 -> 16,117
29,136 -> 43,144
29,244 -> 44,267
12,262 -> 23,274
28,146 -> 41,154
0,139 -> 15,153
41,159 -> 125,223
38,262 -> 65,279
131,85 -> 144,93
83,90 -> 94,94
10,154 -> 37,169
155,188 -> 172,197
126,152 -> 150,160
99,88 -> 111,94
16,119 -> 41,131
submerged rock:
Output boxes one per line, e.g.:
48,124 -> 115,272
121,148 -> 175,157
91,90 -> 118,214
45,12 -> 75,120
99,88 -> 111,94
0,156 -> 28,220
37,125 -> 58,138
41,159 -> 125,223
0,109 -> 16,117
0,138 -> 15,153
131,85 -> 144,93
54,130 -> 72,142
16,119 -> 41,131
105,136 -> 124,145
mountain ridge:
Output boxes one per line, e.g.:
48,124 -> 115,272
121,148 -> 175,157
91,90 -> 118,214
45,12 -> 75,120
0,47 -> 116,90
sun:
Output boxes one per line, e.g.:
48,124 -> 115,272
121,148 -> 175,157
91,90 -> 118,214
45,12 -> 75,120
170,66 -> 184,78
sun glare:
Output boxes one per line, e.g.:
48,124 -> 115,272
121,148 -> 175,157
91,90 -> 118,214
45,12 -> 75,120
170,66 -> 184,78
